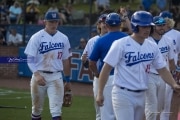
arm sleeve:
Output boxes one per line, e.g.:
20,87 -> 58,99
27,55 -> 37,73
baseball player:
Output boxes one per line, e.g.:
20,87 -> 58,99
89,12 -> 128,120
96,11 -> 180,120
145,16 -> 176,120
159,11 -> 180,120
81,13 -> 108,120
24,11 -> 71,120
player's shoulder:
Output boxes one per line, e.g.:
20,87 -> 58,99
112,36 -> 131,45
144,38 -> 159,49
146,36 -> 154,41
171,29 -> 180,33
87,35 -> 99,43
56,30 -> 68,39
166,29 -> 180,36
161,35 -> 172,42
32,29 -> 44,37
119,31 -> 129,36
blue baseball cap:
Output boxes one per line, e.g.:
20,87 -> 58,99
153,16 -> 166,25
45,11 -> 60,21
159,11 -> 173,19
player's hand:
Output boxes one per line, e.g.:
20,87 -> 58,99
64,82 -> 71,91
120,7 -> 127,16
171,69 -> 180,85
96,93 -> 104,106
81,53 -> 88,63
172,83 -> 180,96
34,72 -> 46,86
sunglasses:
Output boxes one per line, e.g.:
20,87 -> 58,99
154,18 -> 166,25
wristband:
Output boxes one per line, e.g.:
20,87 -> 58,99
64,76 -> 70,82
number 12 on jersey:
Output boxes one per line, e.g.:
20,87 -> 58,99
145,64 -> 150,73
58,52 -> 63,59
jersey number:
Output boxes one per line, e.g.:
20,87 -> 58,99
145,64 -> 150,73
57,52 -> 63,59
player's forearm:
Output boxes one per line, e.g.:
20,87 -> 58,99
63,58 -> 71,76
98,63 -> 112,94
89,60 -> 99,77
157,67 -> 177,87
27,55 -> 37,73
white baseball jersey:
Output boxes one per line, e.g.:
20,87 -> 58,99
103,36 -> 166,90
82,35 -> 100,58
163,29 -> 180,63
147,35 -> 175,74
24,29 -> 71,72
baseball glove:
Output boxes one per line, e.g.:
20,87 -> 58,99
63,90 -> 72,107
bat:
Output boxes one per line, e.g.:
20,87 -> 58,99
0,105 -> 27,109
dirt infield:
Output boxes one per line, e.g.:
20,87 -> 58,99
0,77 -> 93,97
0,77 -> 179,120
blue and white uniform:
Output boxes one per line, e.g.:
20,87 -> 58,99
160,29 -> 180,120
90,31 -> 127,120
103,36 -> 166,120
24,29 -> 71,118
145,35 -> 175,120
81,35 -> 101,120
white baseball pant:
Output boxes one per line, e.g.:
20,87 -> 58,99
112,85 -> 145,120
31,72 -> 64,117
160,84 -> 173,120
93,77 -> 101,120
145,73 -> 166,120
100,75 -> 115,120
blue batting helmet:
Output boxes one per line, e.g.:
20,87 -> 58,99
105,12 -> 121,26
159,11 -> 173,19
131,11 -> 154,32
153,16 -> 166,25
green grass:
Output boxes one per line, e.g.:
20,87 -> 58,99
0,88 -> 95,120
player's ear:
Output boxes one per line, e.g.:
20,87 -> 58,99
43,20 -> 46,25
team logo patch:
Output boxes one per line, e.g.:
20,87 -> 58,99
125,52 -> 154,66
39,42 -> 64,54
52,13 -> 57,18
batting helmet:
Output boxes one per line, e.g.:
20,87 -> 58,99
153,16 -> 166,25
131,11 -> 154,32
98,14 -> 108,23
105,12 -> 121,26
159,11 -> 173,19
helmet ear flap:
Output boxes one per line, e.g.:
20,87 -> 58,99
134,26 -> 139,33
131,23 -> 139,33
150,26 -> 154,35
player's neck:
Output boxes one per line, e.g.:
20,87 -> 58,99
131,34 -> 145,44
44,28 -> 57,35
151,32 -> 162,41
